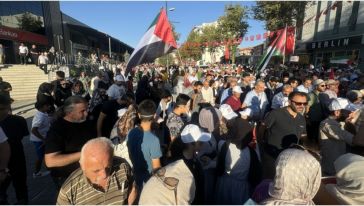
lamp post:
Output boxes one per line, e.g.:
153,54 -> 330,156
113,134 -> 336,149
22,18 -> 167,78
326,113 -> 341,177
108,36 -> 111,59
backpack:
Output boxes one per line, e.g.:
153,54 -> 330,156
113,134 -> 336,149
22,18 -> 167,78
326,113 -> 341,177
216,141 -> 262,191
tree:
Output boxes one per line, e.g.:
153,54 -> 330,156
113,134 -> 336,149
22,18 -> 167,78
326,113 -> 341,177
200,25 -> 223,63
253,1 -> 309,31
178,29 -> 203,64
16,12 -> 43,33
218,4 -> 249,64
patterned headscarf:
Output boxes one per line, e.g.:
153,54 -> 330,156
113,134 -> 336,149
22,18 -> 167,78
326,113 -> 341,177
263,149 -> 322,205
116,104 -> 137,142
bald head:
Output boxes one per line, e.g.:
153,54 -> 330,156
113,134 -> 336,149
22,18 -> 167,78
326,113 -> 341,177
80,137 -> 114,164
80,137 -> 114,187
255,80 -> 265,93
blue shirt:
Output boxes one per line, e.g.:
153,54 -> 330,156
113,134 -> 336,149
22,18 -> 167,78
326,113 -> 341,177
220,88 -> 232,104
127,128 -> 162,175
243,90 -> 268,120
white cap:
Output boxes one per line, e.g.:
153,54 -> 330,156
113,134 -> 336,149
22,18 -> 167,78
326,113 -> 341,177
232,86 -> 243,93
336,98 -> 350,110
117,108 -> 127,117
181,124 -> 211,143
219,104 -> 238,120
239,108 -> 252,117
115,75 -> 124,82
329,98 -> 345,111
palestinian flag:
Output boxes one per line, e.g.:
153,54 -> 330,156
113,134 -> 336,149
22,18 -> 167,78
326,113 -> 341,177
125,8 -> 177,75
255,27 -> 287,74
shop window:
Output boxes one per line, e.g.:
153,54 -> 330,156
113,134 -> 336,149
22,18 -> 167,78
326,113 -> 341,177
335,51 -> 346,57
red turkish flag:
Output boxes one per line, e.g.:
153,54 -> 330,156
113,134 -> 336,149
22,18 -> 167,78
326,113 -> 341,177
245,37 -> 249,41
263,32 -> 268,39
285,27 -> 296,55
256,34 -> 262,40
250,35 -> 255,41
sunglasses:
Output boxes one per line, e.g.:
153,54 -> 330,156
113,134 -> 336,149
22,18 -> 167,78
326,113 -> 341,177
291,100 -> 308,106
289,144 -> 321,162
154,167 -> 179,205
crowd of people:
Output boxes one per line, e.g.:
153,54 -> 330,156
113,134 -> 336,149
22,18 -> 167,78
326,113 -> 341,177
1,61 -> 364,205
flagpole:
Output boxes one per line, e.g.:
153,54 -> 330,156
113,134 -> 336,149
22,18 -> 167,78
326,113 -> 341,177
283,24 -> 287,65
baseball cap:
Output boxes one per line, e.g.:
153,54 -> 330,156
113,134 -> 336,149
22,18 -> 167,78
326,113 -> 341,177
313,79 -> 325,86
181,124 -> 211,143
219,104 -> 238,120
115,75 -> 125,82
232,86 -> 243,93
328,99 -> 344,111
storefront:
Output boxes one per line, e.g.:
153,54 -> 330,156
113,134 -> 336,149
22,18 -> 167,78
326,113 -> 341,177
0,25 -> 48,64
306,35 -> 363,68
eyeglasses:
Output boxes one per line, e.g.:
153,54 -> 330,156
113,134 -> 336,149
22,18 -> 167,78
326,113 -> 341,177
154,167 -> 179,205
289,144 -> 321,162
291,100 -> 308,106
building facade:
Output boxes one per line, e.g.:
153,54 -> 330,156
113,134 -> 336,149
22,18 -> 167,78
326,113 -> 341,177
0,1 -> 132,64
295,1 -> 364,68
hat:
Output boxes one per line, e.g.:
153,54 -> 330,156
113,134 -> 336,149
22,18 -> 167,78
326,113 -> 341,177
240,108 -> 252,117
115,75 -> 124,82
329,99 -> 345,111
336,98 -> 350,109
219,104 -> 238,120
181,124 -> 211,143
326,79 -> 337,85
313,79 -> 325,87
232,86 -> 243,93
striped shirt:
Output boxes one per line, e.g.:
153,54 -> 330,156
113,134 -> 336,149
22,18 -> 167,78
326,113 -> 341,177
57,157 -> 133,205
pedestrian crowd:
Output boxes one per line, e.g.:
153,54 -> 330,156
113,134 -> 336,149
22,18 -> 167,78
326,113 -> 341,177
1,61 -> 364,205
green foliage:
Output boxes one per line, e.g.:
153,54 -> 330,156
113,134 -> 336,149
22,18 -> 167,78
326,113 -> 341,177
218,4 -> 249,39
16,12 -> 43,33
253,1 -> 309,31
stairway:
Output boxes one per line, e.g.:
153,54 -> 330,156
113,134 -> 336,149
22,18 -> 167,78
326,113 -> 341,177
0,65 -> 49,101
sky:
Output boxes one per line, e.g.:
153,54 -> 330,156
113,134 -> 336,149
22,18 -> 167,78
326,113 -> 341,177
60,1 -> 266,49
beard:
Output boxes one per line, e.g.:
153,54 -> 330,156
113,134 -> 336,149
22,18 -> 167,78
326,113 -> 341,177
72,118 -> 87,123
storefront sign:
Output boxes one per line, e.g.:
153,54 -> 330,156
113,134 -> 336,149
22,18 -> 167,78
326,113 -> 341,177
307,35 -> 362,50
290,56 -> 299,62
73,43 -> 88,50
0,26 -> 48,45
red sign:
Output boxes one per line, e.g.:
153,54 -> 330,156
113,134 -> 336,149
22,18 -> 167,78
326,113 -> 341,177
0,26 -> 48,45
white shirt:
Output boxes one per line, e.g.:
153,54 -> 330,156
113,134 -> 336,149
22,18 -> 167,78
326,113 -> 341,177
19,45 -> 28,54
38,55 -> 48,64
107,84 -> 126,100
271,92 -> 289,109
30,110 -> 50,142
0,127 -> 8,144
296,85 -> 310,93
188,75 -> 198,83
201,86 -> 214,105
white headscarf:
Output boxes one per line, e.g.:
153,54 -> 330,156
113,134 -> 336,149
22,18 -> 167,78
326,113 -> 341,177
326,153 -> 364,205
263,149 -> 322,205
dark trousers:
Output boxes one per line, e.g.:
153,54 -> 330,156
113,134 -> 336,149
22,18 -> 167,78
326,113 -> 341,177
19,53 -> 27,65
39,64 -> 48,74
31,54 -> 38,66
0,153 -> 28,204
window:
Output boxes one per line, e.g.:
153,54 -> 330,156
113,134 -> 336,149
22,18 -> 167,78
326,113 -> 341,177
333,1 -> 342,34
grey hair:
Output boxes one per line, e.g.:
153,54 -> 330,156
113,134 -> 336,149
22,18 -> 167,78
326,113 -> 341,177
255,80 -> 265,86
62,96 -> 88,115
282,84 -> 293,90
80,137 -> 114,164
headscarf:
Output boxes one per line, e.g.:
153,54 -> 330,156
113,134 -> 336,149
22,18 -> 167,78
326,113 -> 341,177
263,149 -> 321,205
88,88 -> 105,113
116,104 -> 137,141
198,107 -> 222,133
326,153 -> 364,205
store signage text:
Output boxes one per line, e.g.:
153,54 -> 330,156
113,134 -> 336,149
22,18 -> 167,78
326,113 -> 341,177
307,36 -> 362,50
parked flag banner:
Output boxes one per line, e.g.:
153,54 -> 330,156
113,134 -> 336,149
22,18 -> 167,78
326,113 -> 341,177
126,8 -> 177,75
